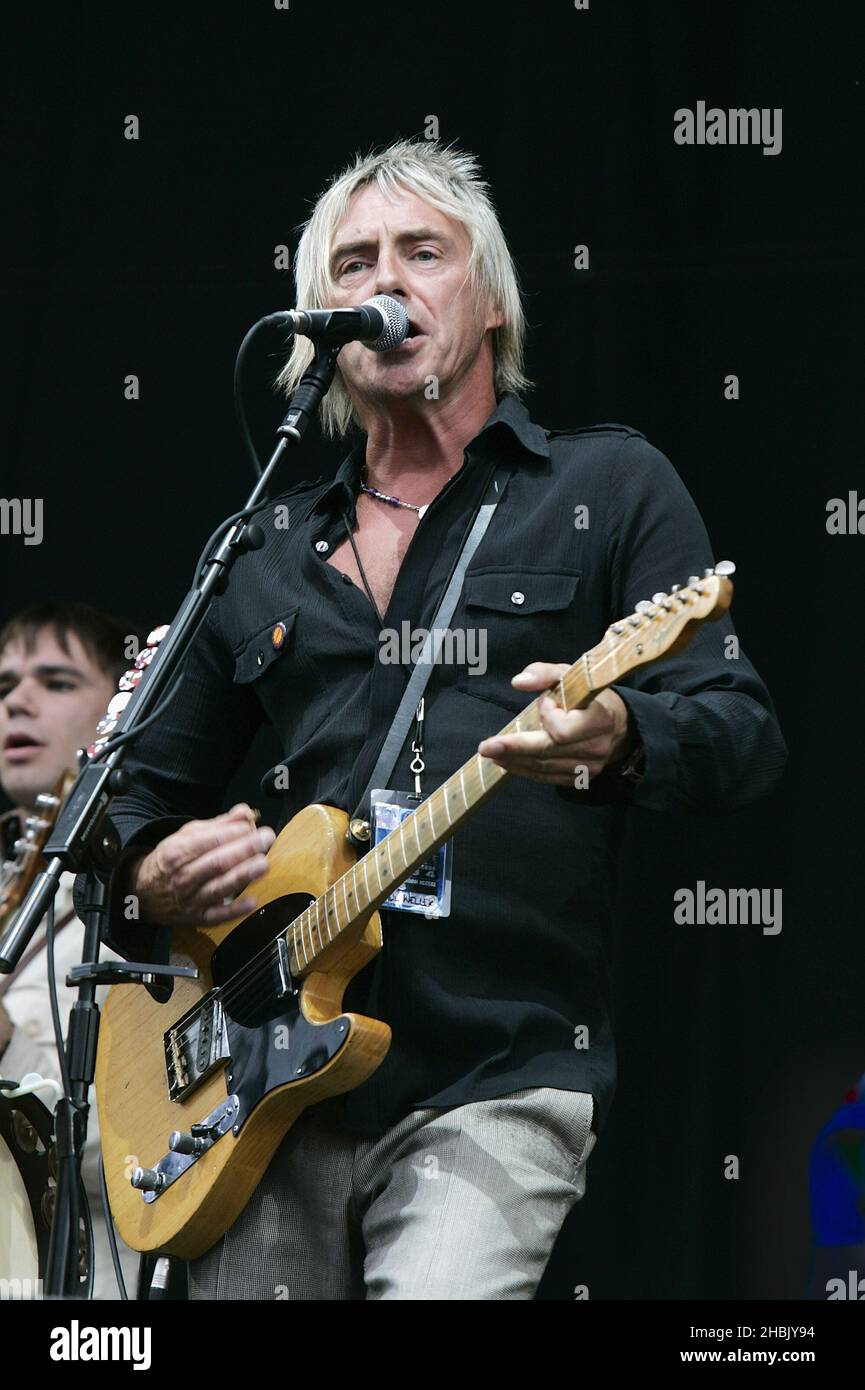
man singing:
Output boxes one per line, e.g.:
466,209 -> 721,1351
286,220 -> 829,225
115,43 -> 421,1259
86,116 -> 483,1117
84,139 -> 786,1299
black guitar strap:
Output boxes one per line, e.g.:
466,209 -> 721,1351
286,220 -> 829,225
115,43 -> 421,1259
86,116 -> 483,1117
346,460 -> 514,847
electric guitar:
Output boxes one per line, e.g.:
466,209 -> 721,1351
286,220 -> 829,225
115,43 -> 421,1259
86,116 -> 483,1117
97,567 -> 734,1257
0,772 -> 75,933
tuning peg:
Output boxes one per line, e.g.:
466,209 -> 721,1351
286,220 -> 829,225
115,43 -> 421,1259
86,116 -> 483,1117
635,600 -> 655,614
714,560 -> 736,577
703,568 -> 714,578
670,584 -> 681,593
688,575 -> 700,586
652,592 -> 667,604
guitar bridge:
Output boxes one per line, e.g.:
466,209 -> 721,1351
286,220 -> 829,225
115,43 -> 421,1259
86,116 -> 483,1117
165,991 -> 229,1101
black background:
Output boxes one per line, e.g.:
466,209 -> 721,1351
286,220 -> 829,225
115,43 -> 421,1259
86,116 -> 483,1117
2,0 -> 863,1299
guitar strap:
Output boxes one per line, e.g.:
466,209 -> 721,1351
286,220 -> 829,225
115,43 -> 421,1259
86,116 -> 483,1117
347,459 -> 515,847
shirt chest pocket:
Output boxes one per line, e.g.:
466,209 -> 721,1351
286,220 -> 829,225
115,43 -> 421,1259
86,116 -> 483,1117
455,567 -> 582,714
232,612 -> 299,708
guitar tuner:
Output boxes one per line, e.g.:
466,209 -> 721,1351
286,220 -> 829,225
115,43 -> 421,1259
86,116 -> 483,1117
714,560 -> 736,576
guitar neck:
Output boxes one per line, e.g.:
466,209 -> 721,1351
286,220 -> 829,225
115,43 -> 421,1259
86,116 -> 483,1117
284,645 -> 613,977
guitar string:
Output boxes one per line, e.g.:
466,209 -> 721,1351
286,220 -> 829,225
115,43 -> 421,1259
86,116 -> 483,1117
174,785 -> 452,1047
169,609 -> 702,1053
172,686 -> 579,1049
170,644 -> 627,1050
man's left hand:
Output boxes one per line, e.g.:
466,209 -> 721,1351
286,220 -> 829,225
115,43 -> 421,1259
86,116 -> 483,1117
477,661 -> 634,786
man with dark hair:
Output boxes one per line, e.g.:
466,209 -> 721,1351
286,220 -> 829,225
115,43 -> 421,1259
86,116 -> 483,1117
0,599 -> 141,1298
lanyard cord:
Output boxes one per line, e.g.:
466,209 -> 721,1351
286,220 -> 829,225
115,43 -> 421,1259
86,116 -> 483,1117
337,457 -> 495,797
340,506 -> 385,627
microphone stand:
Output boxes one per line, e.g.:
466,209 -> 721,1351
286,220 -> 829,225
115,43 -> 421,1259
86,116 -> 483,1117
0,338 -> 340,1299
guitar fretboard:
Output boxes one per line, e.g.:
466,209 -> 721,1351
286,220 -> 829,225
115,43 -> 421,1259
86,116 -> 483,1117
283,645 -> 615,976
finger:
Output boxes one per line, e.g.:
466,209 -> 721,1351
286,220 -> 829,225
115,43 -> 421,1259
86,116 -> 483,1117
479,730 -> 558,760
200,894 -> 260,925
502,760 -> 607,785
538,695 -> 612,742
511,661 -> 570,690
492,754 -> 604,777
218,803 -> 260,828
160,815 -> 270,877
196,853 -> 273,913
172,826 -> 275,897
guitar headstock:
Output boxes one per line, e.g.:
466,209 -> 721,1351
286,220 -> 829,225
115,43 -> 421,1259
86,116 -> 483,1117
594,562 -> 735,681
0,770 -> 75,927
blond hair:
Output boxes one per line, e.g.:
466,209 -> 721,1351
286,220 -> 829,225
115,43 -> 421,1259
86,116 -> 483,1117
275,138 -> 531,438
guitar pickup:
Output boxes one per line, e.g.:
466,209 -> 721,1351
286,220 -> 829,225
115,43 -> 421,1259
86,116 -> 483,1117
165,990 -> 229,1101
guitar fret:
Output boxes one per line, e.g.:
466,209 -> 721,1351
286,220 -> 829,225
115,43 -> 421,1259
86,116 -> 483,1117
362,855 -> 371,904
414,813 -> 422,854
443,785 -> 452,825
427,799 -> 435,839
341,875 -> 349,921
385,835 -> 394,879
351,863 -> 361,914
398,820 -> 407,869
460,768 -> 468,807
477,755 -> 486,789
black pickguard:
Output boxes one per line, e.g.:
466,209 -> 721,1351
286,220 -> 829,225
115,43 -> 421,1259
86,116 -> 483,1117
211,894 -> 350,1130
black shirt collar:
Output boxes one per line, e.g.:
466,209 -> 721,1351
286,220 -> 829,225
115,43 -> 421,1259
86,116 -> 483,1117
302,392 -> 548,523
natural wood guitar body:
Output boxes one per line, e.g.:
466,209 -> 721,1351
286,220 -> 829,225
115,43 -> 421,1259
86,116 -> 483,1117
97,803 -> 391,1258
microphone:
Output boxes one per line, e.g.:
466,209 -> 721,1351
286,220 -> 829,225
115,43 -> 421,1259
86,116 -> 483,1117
284,294 -> 409,352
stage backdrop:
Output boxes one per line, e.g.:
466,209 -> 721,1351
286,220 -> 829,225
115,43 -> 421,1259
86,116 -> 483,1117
2,0 -> 863,1299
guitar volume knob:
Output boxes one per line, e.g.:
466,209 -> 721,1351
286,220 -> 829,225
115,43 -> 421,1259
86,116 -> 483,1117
131,1166 -> 165,1192
169,1130 -> 206,1156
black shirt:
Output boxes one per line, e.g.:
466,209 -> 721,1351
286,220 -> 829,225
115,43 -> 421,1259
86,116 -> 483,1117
80,392 -> 787,1138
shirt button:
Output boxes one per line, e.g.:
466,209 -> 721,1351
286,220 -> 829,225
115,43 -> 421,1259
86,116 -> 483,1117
315,540 -> 329,554
510,591 -> 525,606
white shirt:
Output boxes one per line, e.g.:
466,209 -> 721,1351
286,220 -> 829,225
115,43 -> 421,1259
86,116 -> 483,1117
2,871 -> 141,1299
